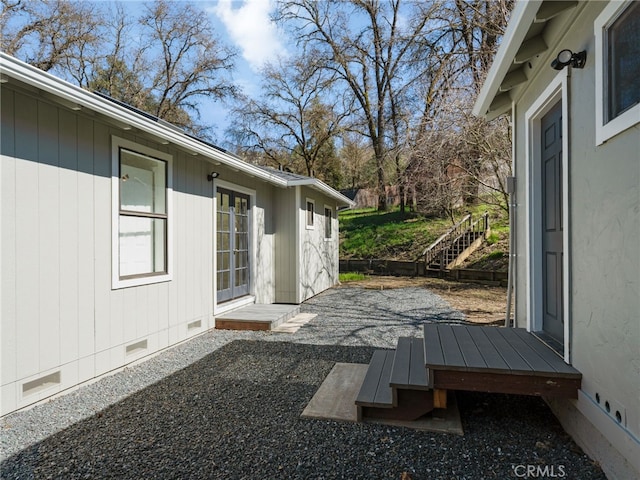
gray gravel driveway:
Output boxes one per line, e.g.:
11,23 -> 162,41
0,286 -> 605,479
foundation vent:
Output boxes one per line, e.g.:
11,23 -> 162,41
188,320 -> 202,331
125,339 -> 148,356
22,371 -> 61,397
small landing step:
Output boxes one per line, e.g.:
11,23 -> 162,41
423,324 -> 582,398
215,304 -> 300,331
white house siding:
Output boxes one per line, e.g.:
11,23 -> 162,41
510,3 -> 639,477
1,85 -> 216,415
297,186 -> 339,303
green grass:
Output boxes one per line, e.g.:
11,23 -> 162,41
339,272 -> 368,283
339,206 -> 451,259
339,203 -> 509,261
486,232 -> 500,245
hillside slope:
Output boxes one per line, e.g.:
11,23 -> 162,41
339,205 -> 509,271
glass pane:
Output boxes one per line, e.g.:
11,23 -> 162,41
120,149 -> 166,214
218,212 -> 230,232
325,208 -> 332,239
235,268 -> 247,287
224,252 -> 232,270
119,216 -> 166,277
608,2 -> 640,120
217,232 -> 230,251
217,271 -> 230,291
306,201 -> 314,226
218,191 -> 230,212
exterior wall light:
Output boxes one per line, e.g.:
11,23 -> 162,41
207,171 -> 220,181
551,49 -> 587,70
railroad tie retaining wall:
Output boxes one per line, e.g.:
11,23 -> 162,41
339,259 -> 508,286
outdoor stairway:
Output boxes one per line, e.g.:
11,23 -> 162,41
422,212 -> 490,271
355,325 -> 582,423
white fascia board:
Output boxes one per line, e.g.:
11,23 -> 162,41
0,53 -> 288,188
286,178 -> 355,207
472,0 -> 542,118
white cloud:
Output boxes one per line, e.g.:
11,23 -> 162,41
211,0 -> 287,71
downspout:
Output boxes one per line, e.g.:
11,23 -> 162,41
505,176 -> 516,327
505,103 -> 517,327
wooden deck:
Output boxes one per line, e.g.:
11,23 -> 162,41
423,324 -> 582,398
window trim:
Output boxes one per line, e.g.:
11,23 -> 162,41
594,0 -> 640,145
324,205 -> 333,240
112,136 -> 173,289
305,198 -> 315,229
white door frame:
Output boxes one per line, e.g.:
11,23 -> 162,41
524,70 -> 572,362
213,179 -> 257,315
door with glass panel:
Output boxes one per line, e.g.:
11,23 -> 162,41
216,188 -> 250,303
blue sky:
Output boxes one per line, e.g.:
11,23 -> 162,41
114,0 -> 288,141
202,0 -> 289,141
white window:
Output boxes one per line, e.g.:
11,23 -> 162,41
112,137 -> 172,288
595,1 -> 640,145
306,199 -> 315,229
324,206 -> 333,240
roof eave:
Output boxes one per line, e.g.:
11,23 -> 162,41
288,178 -> 355,207
0,53 -> 289,188
472,0 -> 543,119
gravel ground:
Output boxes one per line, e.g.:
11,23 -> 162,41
1,286 -> 605,479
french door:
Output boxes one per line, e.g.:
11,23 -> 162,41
216,188 -> 250,303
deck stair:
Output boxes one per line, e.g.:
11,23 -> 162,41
356,337 -> 436,421
355,325 -> 582,423
421,212 -> 490,271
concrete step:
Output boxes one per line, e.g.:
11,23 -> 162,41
215,304 -> 301,331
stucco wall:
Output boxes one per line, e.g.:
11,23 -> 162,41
510,2 -> 639,477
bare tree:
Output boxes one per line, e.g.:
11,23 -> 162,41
136,0 -> 237,134
339,133 -> 376,191
407,88 -> 511,218
406,0 -> 514,215
228,54 -> 351,186
2,0 -> 237,139
276,0 -> 444,210
1,0 -> 101,75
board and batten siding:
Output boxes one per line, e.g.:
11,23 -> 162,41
0,86 -> 214,415
274,187 -> 298,304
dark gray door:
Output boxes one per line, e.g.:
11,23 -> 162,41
216,189 -> 250,303
541,102 -> 564,345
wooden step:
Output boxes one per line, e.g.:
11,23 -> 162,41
356,345 -> 435,422
389,337 -> 429,391
355,350 -> 394,409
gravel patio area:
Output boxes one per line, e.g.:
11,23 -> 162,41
1,286 -> 605,479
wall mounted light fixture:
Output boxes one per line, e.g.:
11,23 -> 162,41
551,49 -> 587,70
207,171 -> 220,181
